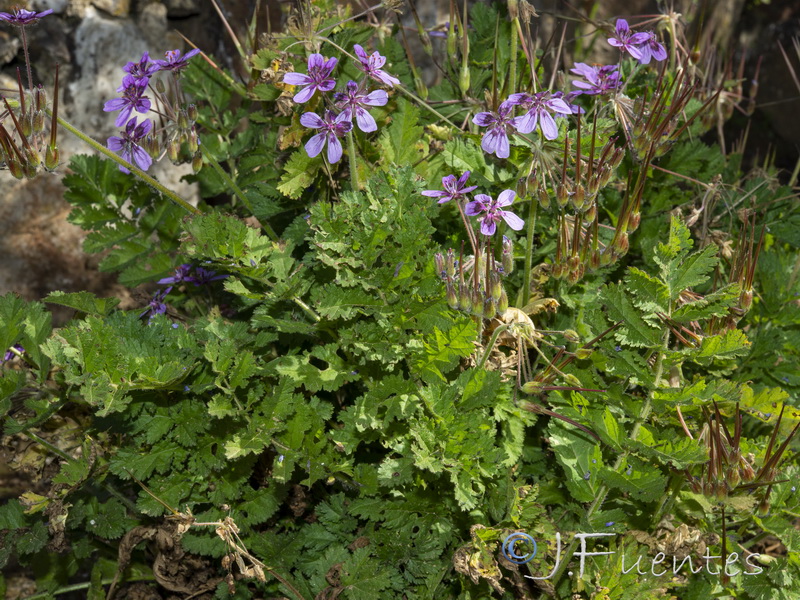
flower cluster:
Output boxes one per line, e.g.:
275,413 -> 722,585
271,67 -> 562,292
140,263 -> 227,322
607,19 -> 667,65
0,8 -> 53,26
103,48 -> 201,173
282,44 -> 396,164
472,91 -> 576,158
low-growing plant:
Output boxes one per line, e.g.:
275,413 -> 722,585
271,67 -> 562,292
2,1 -> 800,599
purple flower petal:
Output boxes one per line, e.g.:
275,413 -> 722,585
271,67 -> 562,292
326,134 -> 343,163
305,132 -> 326,157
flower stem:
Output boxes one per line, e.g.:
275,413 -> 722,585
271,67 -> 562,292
395,84 -> 461,129
48,110 -> 201,215
348,129 -> 359,190
522,198 -> 538,308
202,149 -> 279,241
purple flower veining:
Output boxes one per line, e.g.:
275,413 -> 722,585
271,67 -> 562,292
334,81 -> 388,133
636,33 -> 668,65
107,118 -> 153,173
0,8 -> 53,26
508,91 -> 573,140
465,190 -> 524,236
158,264 -> 195,285
472,101 -> 520,159
283,53 -> 338,104
353,44 -> 400,88
422,171 -> 477,204
153,48 -> 201,72
299,110 -> 353,164
104,77 -> 151,127
607,19 -> 651,60
570,63 -> 622,95
123,51 -> 159,81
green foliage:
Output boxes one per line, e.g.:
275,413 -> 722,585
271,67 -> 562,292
3,1 -> 800,599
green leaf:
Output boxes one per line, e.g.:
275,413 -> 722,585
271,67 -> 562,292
693,329 -> 750,364
278,150 -> 321,199
378,97 -> 425,167
44,291 -> 120,316
601,283 -> 661,348
547,421 -> 602,502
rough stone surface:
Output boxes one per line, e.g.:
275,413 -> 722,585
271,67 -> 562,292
91,0 -> 131,18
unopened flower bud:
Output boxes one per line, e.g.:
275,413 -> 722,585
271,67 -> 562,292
459,63 -> 470,96
475,249 -> 486,280
8,157 -> 24,179
498,288 -> 508,314
446,282 -> 459,309
45,145 -> 59,170
490,271 -> 502,301
538,188 -> 551,210
527,173 -> 539,194
521,380 -> 544,394
187,103 -> 198,121
445,248 -> 456,279
145,135 -> 160,159
584,203 -> 597,223
471,290 -> 483,316
757,500 -> 770,516
726,467 -> 741,489
156,79 -> 166,94
167,138 -> 180,161
188,129 -> 200,154
715,482 -> 728,500
564,373 -> 582,387
552,262 -> 565,279
628,211 -> 641,231
434,252 -> 446,279
24,146 -> 41,169
572,184 -> 585,211
567,254 -> 580,271
600,250 -> 614,266
567,267 -> 581,284
33,110 -> 45,133
191,151 -> 203,173
589,250 -> 600,269
556,185 -> 569,207
613,232 -> 629,255
741,462 -> 756,482
483,296 -> 497,319
563,329 -> 580,343
459,284 -> 471,312
35,85 -> 46,111
598,166 -> 613,188
575,347 -> 593,360
516,177 -> 527,198
21,111 -> 33,137
739,289 -> 753,311
502,237 -> 513,274
24,159 -> 37,179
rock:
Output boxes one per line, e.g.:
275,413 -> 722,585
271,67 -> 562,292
163,0 -> 201,19
91,0 -> 131,18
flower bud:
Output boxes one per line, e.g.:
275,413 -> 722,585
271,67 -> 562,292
458,284 -> 471,312
156,79 -> 166,93
589,250 -> 600,269
628,211 -> 641,231
188,128 -> 200,154
538,188 -> 551,210
527,173 -> 539,194
434,252 -> 446,279
24,159 -> 37,179
8,156 -> 24,179
501,237 -> 513,274
757,500 -> 770,516
726,467 -> 741,489
45,145 -> 59,170
471,290 -> 483,316
459,63 -> 470,97
556,184 -> 569,208
575,347 -> 593,360
446,281 -> 459,309
497,288 -> 508,314
741,462 -> 756,482
572,184 -> 585,211
191,151 -> 203,173
21,111 -> 33,137
445,248 -> 456,279
187,103 -> 198,121
588,174 -> 600,196
145,135 -> 160,159
567,267 -> 581,284
489,271 -> 502,301
475,249 -> 485,280
167,138 -> 180,161
715,482 -> 728,500
483,296 -> 497,319
24,146 -> 41,169
516,177 -> 527,198
739,289 -> 753,311
600,250 -> 614,267
598,165 -> 613,188
613,232 -> 629,255
32,110 -> 45,133
584,203 -> 597,223
567,254 -> 580,271
34,85 -> 46,112
552,262 -> 565,279
564,373 -> 582,387
521,380 -> 545,394
563,329 -> 579,343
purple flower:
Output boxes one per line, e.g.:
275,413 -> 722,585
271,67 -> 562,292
465,190 -> 524,236
153,48 -> 201,72
607,19 -> 650,60
0,8 -> 53,26
2,344 -> 24,363
104,77 -> 151,127
193,267 -> 228,285
472,101 -> 520,159
158,264 -> 195,285
553,91 -> 585,115
123,51 -> 159,81
334,81 -> 388,132
422,171 -> 477,204
570,63 -> 622,95
299,110 -> 353,164
139,287 -> 172,320
353,44 -> 400,88
107,118 -> 153,173
282,53 -> 338,104
635,33 -> 667,65
508,91 -> 572,140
